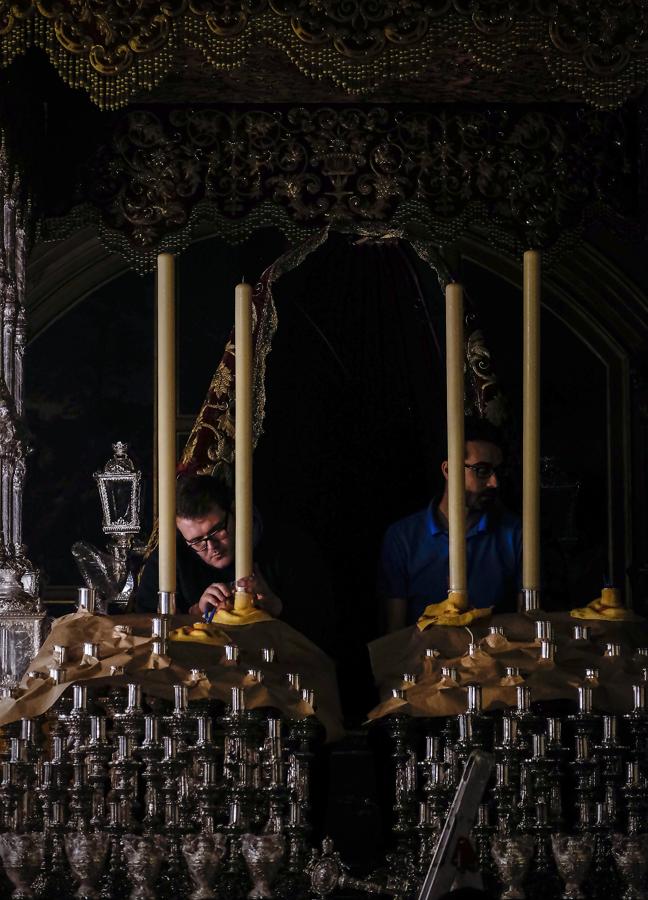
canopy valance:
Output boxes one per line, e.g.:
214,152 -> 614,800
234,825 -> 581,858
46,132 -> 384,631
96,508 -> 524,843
38,103 -> 637,270
0,1 -> 648,109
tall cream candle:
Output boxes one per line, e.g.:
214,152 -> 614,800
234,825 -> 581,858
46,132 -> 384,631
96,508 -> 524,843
157,253 -> 176,593
523,250 -> 541,593
446,283 -> 467,596
234,281 -> 253,608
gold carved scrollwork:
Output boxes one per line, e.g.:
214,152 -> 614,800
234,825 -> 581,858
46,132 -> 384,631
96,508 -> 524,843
268,0 -> 450,58
205,110 -> 284,215
88,109 -> 205,246
78,105 -> 632,263
268,107 -> 407,222
0,1 -> 647,108
35,0 -> 184,74
188,0 -> 267,38
465,327 -> 507,425
0,0 -> 34,37
451,0 -> 532,36
537,0 -> 648,78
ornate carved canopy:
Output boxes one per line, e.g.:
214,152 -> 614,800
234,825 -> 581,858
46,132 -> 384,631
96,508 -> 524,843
39,103 -> 639,270
1,1 -> 648,110
0,2 -> 644,263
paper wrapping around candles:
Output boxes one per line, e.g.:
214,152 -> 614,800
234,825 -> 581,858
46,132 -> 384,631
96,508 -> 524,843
570,586 -> 642,622
0,613 -> 344,742
367,611 -> 648,720
416,594 -> 492,630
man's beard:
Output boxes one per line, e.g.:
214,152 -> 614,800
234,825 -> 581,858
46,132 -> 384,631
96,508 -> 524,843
469,489 -> 498,511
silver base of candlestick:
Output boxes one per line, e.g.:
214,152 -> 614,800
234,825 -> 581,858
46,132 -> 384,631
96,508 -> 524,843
520,589 -> 541,613
157,591 -> 177,615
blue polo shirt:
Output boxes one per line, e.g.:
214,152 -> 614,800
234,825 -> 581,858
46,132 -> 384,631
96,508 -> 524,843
379,503 -> 522,625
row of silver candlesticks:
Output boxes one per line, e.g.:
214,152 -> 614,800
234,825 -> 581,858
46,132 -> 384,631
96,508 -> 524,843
358,672 -> 648,900
4,676 -> 648,900
4,595 -> 648,899
0,590 -> 328,898
24,584 -> 316,709
0,676 -> 322,899
41,637 -> 314,708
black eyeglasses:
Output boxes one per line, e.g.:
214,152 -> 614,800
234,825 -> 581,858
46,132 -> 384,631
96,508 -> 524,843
186,512 -> 230,553
464,463 -> 506,481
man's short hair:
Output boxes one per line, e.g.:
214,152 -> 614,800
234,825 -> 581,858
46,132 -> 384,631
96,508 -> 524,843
464,416 -> 503,452
441,416 -> 504,461
176,474 -> 233,520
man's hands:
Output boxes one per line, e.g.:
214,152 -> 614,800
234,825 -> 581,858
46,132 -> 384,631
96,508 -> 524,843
189,581 -> 234,618
236,569 -> 283,617
188,566 -> 282,618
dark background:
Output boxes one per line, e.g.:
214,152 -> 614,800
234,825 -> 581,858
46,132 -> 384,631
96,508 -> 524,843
25,231 -> 607,639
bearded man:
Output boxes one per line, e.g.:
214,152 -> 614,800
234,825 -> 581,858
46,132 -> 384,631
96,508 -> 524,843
379,418 -> 522,631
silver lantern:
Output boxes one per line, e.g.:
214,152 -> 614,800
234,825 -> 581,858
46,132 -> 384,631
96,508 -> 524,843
94,442 -> 141,536
72,442 -> 144,613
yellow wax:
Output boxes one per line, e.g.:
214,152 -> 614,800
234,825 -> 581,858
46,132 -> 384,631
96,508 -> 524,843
523,250 -> 541,590
446,283 -> 467,595
157,253 -> 176,593
235,281 -> 253,604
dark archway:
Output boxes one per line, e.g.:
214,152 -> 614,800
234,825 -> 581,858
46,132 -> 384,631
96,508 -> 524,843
457,237 -> 647,603
23,227 -> 648,619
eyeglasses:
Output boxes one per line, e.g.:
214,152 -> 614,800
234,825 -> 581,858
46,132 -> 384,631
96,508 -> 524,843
185,512 -> 230,553
464,463 -> 506,481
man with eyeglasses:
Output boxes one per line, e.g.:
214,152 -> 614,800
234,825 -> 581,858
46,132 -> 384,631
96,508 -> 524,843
378,418 -> 521,632
134,474 -> 337,652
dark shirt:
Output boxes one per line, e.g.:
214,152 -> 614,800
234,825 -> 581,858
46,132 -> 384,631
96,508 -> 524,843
378,501 -> 522,625
134,522 -> 338,657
